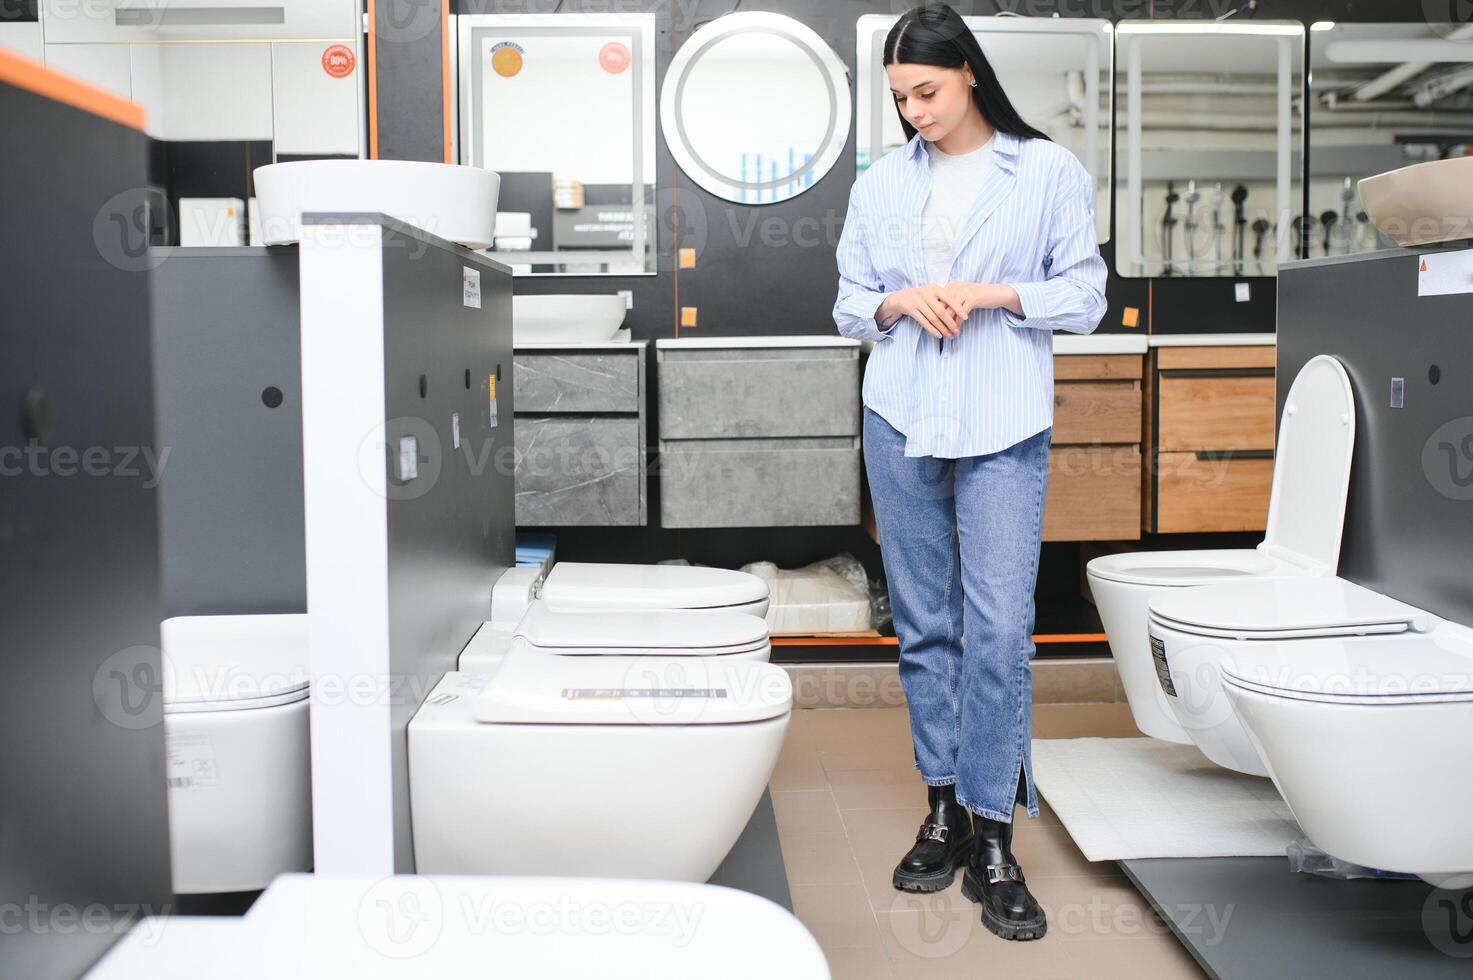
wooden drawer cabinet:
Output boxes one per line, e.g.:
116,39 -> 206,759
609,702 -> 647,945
1043,353 -> 1145,542
1045,445 -> 1142,540
1157,373 -> 1275,451
1155,450 -> 1274,533
1144,344 -> 1276,533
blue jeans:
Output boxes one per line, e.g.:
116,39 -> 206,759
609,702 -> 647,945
863,407 -> 1050,823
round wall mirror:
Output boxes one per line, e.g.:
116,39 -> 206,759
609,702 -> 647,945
661,12 -> 851,204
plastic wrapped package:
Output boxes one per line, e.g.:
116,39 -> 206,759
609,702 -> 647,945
739,555 -> 874,636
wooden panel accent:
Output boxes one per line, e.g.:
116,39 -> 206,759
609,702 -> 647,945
1052,353 -> 1145,381
1155,451 -> 1273,533
1053,381 -> 1142,445
1141,351 -> 1157,531
1158,374 -> 1276,451
1044,446 -> 1141,541
1156,345 -> 1276,371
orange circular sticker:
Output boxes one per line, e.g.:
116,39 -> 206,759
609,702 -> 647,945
322,44 -> 355,79
491,42 -> 523,78
599,41 -> 630,74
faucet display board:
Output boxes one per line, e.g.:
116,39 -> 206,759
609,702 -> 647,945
298,214 -> 515,875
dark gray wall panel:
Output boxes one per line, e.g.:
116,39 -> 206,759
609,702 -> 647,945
1278,248 -> 1473,625
378,221 -> 516,870
150,247 -> 306,616
0,83 -> 174,979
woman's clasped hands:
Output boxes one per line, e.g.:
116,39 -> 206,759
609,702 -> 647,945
877,281 -> 1015,339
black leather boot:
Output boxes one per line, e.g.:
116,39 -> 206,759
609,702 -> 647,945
892,784 -> 974,892
961,815 -> 1048,940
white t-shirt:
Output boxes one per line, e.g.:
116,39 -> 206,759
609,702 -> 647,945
922,134 -> 995,285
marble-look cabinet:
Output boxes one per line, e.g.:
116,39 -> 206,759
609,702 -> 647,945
512,343 -> 647,526
656,337 -> 862,528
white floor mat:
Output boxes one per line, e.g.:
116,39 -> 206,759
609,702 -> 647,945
1031,738 -> 1301,861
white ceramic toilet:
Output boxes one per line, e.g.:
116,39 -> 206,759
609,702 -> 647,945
409,652 -> 793,882
1086,354 -> 1356,742
1220,618 -> 1473,887
1145,577 -> 1436,775
86,874 -> 831,979
161,614 -> 312,894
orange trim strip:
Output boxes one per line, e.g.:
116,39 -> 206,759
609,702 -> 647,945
366,0 -> 379,159
441,0 -> 452,164
770,633 -> 1109,647
0,47 -> 144,131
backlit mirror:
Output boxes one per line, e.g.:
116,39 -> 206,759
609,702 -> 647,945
661,11 -> 850,204
1114,21 -> 1305,278
455,13 -> 656,275
1308,22 -> 1473,257
855,15 -> 1113,244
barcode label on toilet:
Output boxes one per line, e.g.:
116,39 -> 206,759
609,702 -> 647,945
1150,636 -> 1178,698
165,731 -> 220,790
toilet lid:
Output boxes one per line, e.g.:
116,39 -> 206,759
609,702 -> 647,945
516,603 -> 770,657
473,651 -> 792,725
1221,625 -> 1473,705
1148,577 -> 1434,639
540,562 -> 769,612
162,615 -> 311,713
1260,355 -> 1356,572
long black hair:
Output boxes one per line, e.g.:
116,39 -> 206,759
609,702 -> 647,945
884,4 -> 1050,144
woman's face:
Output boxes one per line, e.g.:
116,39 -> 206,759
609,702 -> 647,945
885,62 -> 974,141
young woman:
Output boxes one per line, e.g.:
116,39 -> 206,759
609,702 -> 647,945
833,3 -> 1107,942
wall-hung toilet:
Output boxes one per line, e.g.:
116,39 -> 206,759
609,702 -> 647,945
1146,577 -> 1436,775
1086,354 -> 1356,743
1220,619 -> 1473,888
463,601 -> 774,671
409,653 -> 793,882
161,615 -> 312,894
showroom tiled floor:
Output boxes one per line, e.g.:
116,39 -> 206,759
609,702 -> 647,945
772,704 -> 1207,979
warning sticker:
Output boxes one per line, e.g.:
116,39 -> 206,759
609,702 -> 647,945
1417,247 -> 1473,296
1150,635 -> 1177,698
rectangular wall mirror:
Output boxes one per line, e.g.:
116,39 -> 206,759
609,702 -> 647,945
856,15 -> 1113,245
454,12 -> 656,276
1114,21 -> 1305,278
1309,22 -> 1473,257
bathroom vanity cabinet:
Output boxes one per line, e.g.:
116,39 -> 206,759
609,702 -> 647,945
1045,340 -> 1147,541
1144,335 -> 1276,533
655,337 -> 861,528
512,342 -> 648,526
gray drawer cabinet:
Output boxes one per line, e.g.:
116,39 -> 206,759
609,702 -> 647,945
512,343 -> 647,526
655,337 -> 862,528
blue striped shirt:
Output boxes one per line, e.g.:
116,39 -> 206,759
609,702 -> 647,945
833,130 -> 1108,459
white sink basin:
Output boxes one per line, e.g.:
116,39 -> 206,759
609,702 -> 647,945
253,160 -> 500,249
1360,156 -> 1473,247
513,294 -> 627,344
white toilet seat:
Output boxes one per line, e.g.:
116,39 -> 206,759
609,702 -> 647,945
539,562 -> 771,617
410,660 -> 793,881
515,601 -> 771,660
1145,578 -> 1437,775
1220,621 -> 1473,886
1086,355 -> 1357,744
160,615 -> 313,895
1147,576 -> 1435,641
163,614 -> 311,713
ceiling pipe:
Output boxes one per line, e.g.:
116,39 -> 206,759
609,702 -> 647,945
1351,22 -> 1473,103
